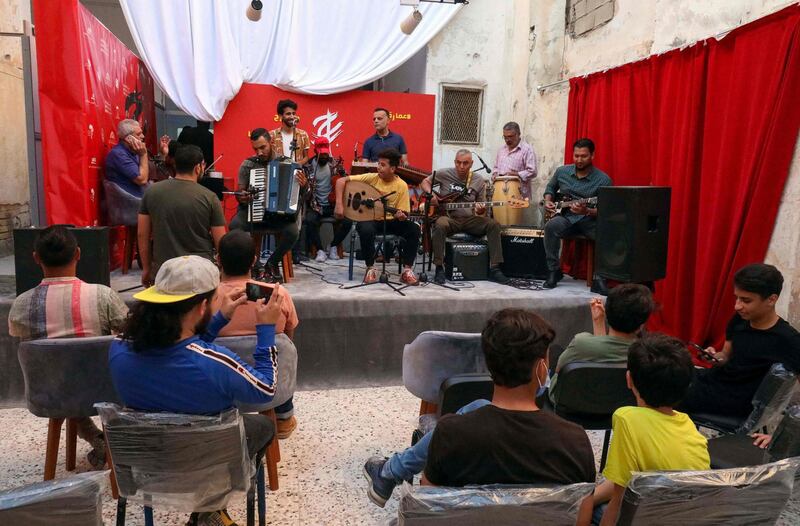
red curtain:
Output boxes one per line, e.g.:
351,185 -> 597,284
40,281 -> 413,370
564,5 -> 800,345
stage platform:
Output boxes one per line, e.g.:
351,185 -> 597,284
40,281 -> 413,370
0,257 -> 598,406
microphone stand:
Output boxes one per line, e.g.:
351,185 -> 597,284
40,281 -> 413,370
344,191 -> 406,296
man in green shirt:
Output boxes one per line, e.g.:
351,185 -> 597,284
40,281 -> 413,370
549,283 -> 655,404
138,145 -> 227,286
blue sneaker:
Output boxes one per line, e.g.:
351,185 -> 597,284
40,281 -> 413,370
363,456 -> 397,508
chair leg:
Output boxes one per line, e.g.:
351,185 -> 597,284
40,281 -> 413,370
103,425 -> 120,500
261,409 -> 280,491
337,244 -> 344,259
600,429 -> 611,471
282,251 -> 293,283
44,417 -> 64,480
246,483 -> 255,526
65,418 -> 78,471
143,505 -> 154,526
257,461 -> 266,526
116,496 -> 127,526
419,400 -> 438,416
586,241 -> 595,287
122,225 -> 136,275
348,229 -> 356,281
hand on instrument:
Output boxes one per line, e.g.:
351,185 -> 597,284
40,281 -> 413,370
751,433 -> 773,449
159,135 -> 171,157
394,210 -> 408,221
235,191 -> 253,204
430,195 -> 440,206
334,202 -> 344,219
569,202 -> 588,215
507,170 -> 519,177
474,203 -> 486,215
219,287 -> 248,320
589,298 -> 606,323
255,286 -> 284,325
544,200 -> 556,211
295,169 -> 308,188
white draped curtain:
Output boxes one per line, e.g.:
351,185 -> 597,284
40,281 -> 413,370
119,0 -> 462,121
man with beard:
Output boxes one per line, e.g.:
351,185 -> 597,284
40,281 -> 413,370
303,137 -> 352,262
270,99 -> 310,166
110,255 -> 283,526
542,138 -> 612,292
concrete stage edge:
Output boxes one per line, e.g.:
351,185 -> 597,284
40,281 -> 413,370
0,261 -> 598,407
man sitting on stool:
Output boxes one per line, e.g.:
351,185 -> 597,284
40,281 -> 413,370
420,150 -> 508,285
542,138 -> 612,294
334,148 -> 420,285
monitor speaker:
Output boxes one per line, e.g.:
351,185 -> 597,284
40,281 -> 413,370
13,226 -> 111,295
595,187 -> 671,283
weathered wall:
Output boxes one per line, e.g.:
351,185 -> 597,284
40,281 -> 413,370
0,0 -> 32,255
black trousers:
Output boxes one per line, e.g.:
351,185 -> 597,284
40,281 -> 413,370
230,207 -> 300,267
303,206 -> 353,251
241,413 -> 275,460
543,215 -> 597,271
356,220 -> 420,268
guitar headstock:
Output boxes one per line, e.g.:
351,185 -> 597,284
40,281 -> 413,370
507,197 -> 530,209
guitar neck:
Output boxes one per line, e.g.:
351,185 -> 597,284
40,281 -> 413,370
444,201 -> 506,210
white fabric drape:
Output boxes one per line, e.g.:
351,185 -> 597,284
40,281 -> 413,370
119,0 -> 462,121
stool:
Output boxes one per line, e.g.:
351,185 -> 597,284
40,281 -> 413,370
571,235 -> 595,287
347,231 -> 403,281
121,225 -> 137,275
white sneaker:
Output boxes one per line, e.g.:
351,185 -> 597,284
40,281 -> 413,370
328,246 -> 340,260
315,250 -> 328,263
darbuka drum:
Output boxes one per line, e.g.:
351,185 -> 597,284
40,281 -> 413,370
492,176 -> 523,226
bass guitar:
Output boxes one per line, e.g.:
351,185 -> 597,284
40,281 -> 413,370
541,196 -> 598,222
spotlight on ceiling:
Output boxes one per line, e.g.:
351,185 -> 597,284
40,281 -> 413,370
246,0 -> 263,22
400,8 -> 423,35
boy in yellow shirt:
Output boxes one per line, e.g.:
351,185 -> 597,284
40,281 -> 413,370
335,147 -> 421,285
594,334 -> 710,525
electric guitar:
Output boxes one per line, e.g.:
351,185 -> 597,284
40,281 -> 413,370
425,195 -> 530,218
541,196 -> 598,222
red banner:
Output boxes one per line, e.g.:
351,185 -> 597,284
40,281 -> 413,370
215,84 -> 435,219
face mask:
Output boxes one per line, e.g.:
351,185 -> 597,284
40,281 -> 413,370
536,360 -> 551,397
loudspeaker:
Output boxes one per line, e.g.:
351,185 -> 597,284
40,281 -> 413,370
596,187 -> 671,282
13,226 -> 111,295
500,227 -> 547,279
445,240 -> 489,281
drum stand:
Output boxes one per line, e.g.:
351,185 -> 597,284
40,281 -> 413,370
344,192 -> 407,297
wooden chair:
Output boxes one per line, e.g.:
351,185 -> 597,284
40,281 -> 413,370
569,234 -> 595,287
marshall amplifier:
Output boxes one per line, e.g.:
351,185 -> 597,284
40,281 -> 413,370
500,227 -> 547,279
445,240 -> 489,281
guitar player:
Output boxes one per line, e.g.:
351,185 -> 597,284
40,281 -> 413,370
334,148 -> 421,286
542,138 -> 612,294
419,150 -> 509,285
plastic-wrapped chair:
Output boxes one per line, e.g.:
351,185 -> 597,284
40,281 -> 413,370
216,334 -> 298,491
616,457 -> 800,525
17,335 -> 120,480
402,331 -> 485,415
102,179 -> 142,274
0,471 -> 108,526
95,403 -> 265,526
397,482 -> 594,525
690,363 -> 798,434
708,405 -> 800,469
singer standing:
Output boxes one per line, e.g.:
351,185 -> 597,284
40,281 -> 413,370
419,150 -> 508,285
270,99 -> 310,166
361,108 -> 409,165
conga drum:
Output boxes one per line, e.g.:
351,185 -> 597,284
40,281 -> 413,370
492,176 -> 524,226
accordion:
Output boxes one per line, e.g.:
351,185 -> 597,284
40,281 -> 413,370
247,159 -> 301,222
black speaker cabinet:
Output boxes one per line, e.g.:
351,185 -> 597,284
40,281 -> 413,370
13,226 -> 111,295
445,240 -> 489,281
500,227 -> 548,279
596,187 -> 671,283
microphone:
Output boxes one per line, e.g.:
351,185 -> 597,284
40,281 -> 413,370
474,153 -> 491,175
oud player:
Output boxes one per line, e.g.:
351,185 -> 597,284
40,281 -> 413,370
419,150 -> 509,285
334,148 -> 420,285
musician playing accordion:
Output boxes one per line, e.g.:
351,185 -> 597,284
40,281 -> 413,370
230,127 -> 308,283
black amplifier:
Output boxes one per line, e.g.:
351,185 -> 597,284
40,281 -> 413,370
500,227 -> 547,279
445,241 -> 489,281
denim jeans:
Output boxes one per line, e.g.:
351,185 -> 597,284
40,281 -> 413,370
382,398 -> 492,482
275,397 -> 294,420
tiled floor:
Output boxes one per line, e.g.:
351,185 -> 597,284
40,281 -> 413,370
0,386 -> 798,525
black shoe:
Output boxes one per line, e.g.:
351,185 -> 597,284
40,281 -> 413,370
251,262 -> 266,281
266,263 -> 283,284
434,267 -> 446,285
363,456 -> 397,508
488,267 -> 509,284
543,270 -> 563,289
591,276 -> 609,296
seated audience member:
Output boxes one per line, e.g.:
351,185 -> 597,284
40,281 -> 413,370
549,284 -> 655,405
364,309 -> 596,507
595,334 -> 710,525
105,119 -> 150,197
680,263 -> 800,418
211,230 -> 300,439
109,255 -> 282,526
8,226 -> 128,469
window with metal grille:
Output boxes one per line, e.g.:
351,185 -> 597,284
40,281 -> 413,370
439,86 -> 483,145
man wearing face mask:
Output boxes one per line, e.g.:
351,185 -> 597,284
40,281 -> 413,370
362,309 -> 595,508
138,145 -> 227,287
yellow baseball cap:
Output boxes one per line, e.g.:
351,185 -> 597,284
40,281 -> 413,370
134,255 -> 220,304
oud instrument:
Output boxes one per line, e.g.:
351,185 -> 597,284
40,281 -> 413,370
350,162 -> 431,186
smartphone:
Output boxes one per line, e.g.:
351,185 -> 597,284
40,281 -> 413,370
689,342 -> 718,362
246,282 -> 274,302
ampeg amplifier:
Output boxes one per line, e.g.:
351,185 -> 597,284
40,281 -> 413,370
444,240 -> 489,281
500,227 -> 548,279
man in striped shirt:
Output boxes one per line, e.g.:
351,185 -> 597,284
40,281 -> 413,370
8,226 -> 128,468
493,121 -> 538,198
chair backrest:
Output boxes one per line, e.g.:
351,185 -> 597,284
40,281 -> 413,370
215,333 -> 298,412
403,331 -> 485,403
552,362 -> 635,417
18,336 -> 121,418
95,403 -> 251,512
616,458 -> 800,525
102,179 -> 141,227
438,373 -> 493,417
397,482 -> 594,526
0,471 -> 107,526
767,405 -> 800,462
738,363 -> 799,434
